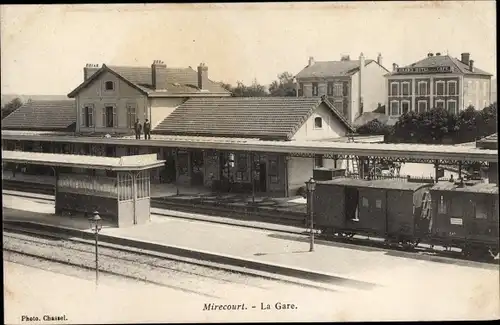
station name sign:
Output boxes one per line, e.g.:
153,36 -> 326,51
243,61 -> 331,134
396,66 -> 452,74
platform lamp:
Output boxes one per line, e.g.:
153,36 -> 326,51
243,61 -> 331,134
305,177 -> 316,252
88,211 -> 103,286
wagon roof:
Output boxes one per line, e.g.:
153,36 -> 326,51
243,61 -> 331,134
317,177 -> 431,191
431,181 -> 499,194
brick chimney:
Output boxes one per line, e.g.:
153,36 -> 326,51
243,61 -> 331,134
392,63 -> 398,72
341,55 -> 350,61
427,53 -> 434,57
358,52 -> 365,116
469,60 -> 474,72
461,53 -> 470,65
197,63 -> 209,90
308,56 -> 315,66
83,64 -> 100,81
151,60 -> 167,90
377,53 -> 383,66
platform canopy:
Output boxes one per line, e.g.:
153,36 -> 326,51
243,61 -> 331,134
2,150 -> 165,171
1,131 -> 498,163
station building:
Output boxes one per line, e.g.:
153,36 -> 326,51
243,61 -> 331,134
2,59 -> 355,197
385,52 -> 493,123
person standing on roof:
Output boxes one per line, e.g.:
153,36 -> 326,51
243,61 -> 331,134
134,118 -> 142,139
143,119 -> 151,140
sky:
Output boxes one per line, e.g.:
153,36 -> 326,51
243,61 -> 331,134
1,2 -> 496,95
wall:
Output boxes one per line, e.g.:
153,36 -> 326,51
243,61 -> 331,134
463,75 -> 492,110
150,97 -> 187,129
76,70 -> 147,133
287,157 -> 344,196
292,103 -> 347,141
118,201 -> 134,227
357,62 -> 388,116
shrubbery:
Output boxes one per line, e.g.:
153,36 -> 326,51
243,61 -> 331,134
356,103 -> 497,144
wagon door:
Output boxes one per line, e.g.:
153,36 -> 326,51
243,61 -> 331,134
387,190 -> 414,238
466,194 -> 498,244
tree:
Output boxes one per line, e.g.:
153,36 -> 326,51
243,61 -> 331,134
268,72 -> 296,97
222,79 -> 268,97
356,119 -> 389,135
1,98 -> 23,119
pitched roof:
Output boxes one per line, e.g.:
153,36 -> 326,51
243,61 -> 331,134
1,100 -> 76,131
68,64 -> 231,98
296,59 -> 387,79
388,54 -> 492,76
318,177 -> 431,191
153,97 -> 354,140
353,112 -> 389,127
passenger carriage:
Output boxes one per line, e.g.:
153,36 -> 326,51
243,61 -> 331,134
429,180 -> 499,257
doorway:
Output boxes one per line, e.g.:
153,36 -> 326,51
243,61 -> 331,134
259,162 -> 267,192
345,186 -> 360,221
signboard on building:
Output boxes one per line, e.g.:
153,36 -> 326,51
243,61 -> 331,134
396,66 -> 452,74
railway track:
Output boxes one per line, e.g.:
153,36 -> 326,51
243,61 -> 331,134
3,182 -> 499,266
3,224 -> 340,296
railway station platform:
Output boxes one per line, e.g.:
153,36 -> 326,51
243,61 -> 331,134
3,193 -> 498,293
3,171 -> 308,217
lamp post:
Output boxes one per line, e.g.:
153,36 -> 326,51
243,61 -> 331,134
88,211 -> 102,286
305,177 -> 316,252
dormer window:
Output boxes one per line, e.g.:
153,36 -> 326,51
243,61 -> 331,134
314,117 -> 323,129
104,81 -> 115,91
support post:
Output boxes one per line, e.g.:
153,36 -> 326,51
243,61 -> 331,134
458,161 -> 462,180
95,230 -> 99,287
250,152 -> 255,204
434,160 -> 439,183
175,148 -> 180,196
309,185 -> 315,252
333,155 -> 337,169
132,172 -> 137,225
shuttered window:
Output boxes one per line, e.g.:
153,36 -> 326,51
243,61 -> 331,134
103,105 -> 117,128
81,104 -> 94,127
126,104 -> 136,129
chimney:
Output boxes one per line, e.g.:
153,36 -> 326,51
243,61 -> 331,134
359,52 -> 365,116
427,53 -> 434,57
197,63 -> 209,90
151,60 -> 167,90
377,53 -> 383,66
469,60 -> 474,72
461,53 -> 470,65
341,55 -> 350,61
83,64 -> 100,81
436,52 -> 441,56
308,56 -> 315,66
392,63 -> 398,72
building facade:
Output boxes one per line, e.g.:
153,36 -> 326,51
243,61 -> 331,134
385,52 -> 493,122
295,53 -> 389,124
67,61 -> 231,135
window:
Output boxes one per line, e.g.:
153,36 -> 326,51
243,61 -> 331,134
401,101 -> 410,114
314,155 -> 324,168
327,82 -> 334,96
81,105 -> 94,127
417,100 -> 427,113
334,83 -> 343,96
298,83 -> 304,96
402,82 -> 410,96
418,81 -> 428,96
312,83 -> 318,96
103,105 -> 117,128
362,197 -> 369,207
314,117 -> 323,128
447,81 -> 457,96
435,100 -> 445,109
474,200 -> 488,219
390,82 -> 399,96
126,104 -> 136,129
127,146 -> 139,155
390,101 -> 400,116
375,199 -> 382,209
438,195 -> 447,214
447,100 -> 457,115
342,82 -> 349,96
104,81 -> 114,91
436,81 -> 445,96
